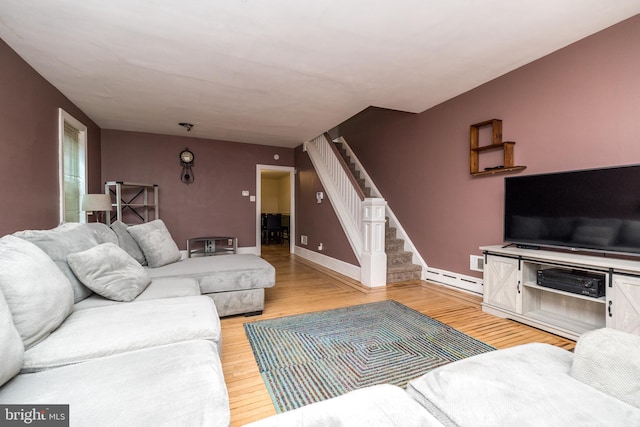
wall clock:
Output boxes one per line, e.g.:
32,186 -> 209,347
180,148 -> 194,164
180,148 -> 195,184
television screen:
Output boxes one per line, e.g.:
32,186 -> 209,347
504,165 -> 640,256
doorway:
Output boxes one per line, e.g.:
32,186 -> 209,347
256,165 -> 295,256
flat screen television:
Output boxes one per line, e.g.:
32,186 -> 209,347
504,164 -> 640,257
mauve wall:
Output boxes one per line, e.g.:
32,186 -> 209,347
101,130 -> 293,249
328,15 -> 640,279
0,39 -> 101,236
295,145 -> 359,265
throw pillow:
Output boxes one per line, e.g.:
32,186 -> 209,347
127,219 -> 182,268
0,288 -> 25,387
14,223 -> 99,302
0,235 -> 75,349
110,221 -> 147,265
68,243 -> 152,302
86,222 -> 119,245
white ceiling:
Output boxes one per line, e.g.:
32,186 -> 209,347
1,1 -> 639,148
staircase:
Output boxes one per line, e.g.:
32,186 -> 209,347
334,141 -> 422,283
385,221 -> 422,282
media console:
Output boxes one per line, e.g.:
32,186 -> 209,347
481,245 -> 640,340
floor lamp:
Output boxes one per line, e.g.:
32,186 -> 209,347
82,194 -> 112,223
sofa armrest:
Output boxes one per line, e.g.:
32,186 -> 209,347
570,327 -> 640,409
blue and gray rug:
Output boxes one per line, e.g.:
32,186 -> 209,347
244,300 -> 494,412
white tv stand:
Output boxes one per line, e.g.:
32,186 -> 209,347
481,245 -> 640,340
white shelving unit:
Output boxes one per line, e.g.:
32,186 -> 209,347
481,245 -> 640,340
105,181 -> 158,225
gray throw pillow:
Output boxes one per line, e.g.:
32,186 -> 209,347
110,221 -> 147,265
0,235 -> 75,349
14,223 -> 98,302
68,243 -> 152,302
0,288 -> 24,387
86,222 -> 119,245
127,220 -> 182,268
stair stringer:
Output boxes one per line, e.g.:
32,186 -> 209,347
334,136 -> 429,279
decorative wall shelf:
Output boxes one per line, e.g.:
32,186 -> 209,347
105,181 -> 158,225
470,119 -> 526,176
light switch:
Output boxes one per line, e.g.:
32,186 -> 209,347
249,195 -> 256,202
242,190 -> 250,196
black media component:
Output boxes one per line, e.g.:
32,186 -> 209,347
536,268 -> 605,298
504,164 -> 640,257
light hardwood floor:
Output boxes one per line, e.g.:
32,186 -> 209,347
221,245 -> 575,426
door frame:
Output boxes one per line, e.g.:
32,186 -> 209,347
256,164 -> 295,256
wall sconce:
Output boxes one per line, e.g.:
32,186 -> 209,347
82,194 -> 112,223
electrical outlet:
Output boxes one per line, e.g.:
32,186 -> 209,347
301,235 -> 308,245
228,239 -> 233,246
205,240 -> 214,253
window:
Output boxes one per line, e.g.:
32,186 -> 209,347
59,109 -> 87,223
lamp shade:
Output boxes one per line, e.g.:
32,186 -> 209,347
81,194 -> 112,212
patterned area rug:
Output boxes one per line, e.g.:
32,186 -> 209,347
244,300 -> 494,412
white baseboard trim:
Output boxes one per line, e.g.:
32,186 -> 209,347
425,268 -> 484,295
238,246 -> 258,255
294,245 -> 361,281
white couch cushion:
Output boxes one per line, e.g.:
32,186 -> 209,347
0,235 -> 74,349
74,277 -> 201,310
134,277 -> 201,300
244,384 -> 443,427
14,223 -> 98,302
127,219 -> 181,268
0,289 -> 24,387
148,254 -> 276,293
0,340 -> 230,427
406,343 -> 640,427
68,243 -> 151,302
23,296 -> 220,372
571,327 -> 640,409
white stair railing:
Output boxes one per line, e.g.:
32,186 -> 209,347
304,134 -> 387,287
334,136 -> 429,278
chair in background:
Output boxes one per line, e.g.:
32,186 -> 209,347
261,214 -> 268,244
263,213 -> 283,245
280,215 -> 290,245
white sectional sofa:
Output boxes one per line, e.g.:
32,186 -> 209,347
247,327 -> 640,427
0,219 -> 276,426
15,220 -> 276,316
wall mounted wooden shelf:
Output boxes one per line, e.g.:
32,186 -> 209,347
470,119 -> 525,176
